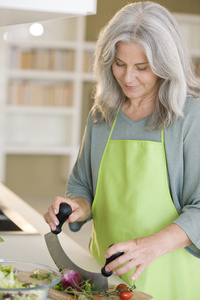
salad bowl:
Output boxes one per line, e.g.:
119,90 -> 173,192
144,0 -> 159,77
0,260 -> 62,299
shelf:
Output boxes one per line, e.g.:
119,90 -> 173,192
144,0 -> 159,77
7,40 -> 95,49
5,145 -> 79,155
5,113 -> 74,148
0,0 -> 97,26
7,70 -> 90,80
5,106 -> 76,115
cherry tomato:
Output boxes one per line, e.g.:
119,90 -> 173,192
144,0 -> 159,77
117,283 -> 128,291
119,290 -> 133,300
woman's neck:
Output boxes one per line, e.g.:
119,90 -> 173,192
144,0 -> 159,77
121,97 -> 156,121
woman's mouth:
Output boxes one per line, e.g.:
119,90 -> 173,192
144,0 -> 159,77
124,84 -> 139,90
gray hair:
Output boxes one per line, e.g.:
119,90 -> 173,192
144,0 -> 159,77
91,1 -> 200,129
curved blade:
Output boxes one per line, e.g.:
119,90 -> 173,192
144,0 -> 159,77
45,232 -> 108,291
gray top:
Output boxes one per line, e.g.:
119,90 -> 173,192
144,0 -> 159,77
66,95 -> 200,258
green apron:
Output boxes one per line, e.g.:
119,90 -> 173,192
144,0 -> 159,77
90,111 -> 200,300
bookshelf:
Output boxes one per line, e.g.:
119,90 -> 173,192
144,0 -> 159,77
0,16 -> 95,182
0,13 -> 199,183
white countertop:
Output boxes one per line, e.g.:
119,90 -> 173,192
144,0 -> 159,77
0,182 -> 124,287
0,183 -> 154,300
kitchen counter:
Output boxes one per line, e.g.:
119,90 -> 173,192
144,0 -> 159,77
0,183 -> 154,299
0,182 -> 124,282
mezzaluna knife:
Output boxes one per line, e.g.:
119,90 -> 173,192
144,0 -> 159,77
44,203 -> 109,291
45,202 -> 124,291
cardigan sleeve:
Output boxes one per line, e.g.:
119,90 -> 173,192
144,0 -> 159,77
66,113 -> 94,231
171,96 -> 200,257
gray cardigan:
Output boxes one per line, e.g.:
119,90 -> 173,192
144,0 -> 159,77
66,95 -> 200,258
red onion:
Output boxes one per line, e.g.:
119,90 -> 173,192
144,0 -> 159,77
61,270 -> 83,291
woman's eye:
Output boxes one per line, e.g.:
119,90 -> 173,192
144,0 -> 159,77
115,60 -> 125,67
137,66 -> 148,71
116,62 -> 125,67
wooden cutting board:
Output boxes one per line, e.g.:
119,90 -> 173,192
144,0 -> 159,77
17,270 -> 51,285
17,270 -> 153,300
49,286 -> 154,300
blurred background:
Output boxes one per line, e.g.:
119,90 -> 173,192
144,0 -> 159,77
0,0 -> 199,220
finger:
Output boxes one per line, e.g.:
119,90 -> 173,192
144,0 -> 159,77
43,206 -> 59,231
112,258 -> 139,276
52,197 -> 76,221
68,207 -> 84,222
105,240 -> 137,258
104,241 -> 136,268
53,198 -> 83,223
130,264 -> 145,281
105,242 -> 125,259
105,251 -> 132,274
52,196 -> 66,214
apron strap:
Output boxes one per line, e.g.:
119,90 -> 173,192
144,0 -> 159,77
108,108 -> 121,140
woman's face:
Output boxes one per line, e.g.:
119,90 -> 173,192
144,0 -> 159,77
112,42 -> 159,103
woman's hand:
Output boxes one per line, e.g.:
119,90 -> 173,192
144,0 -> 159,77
104,224 -> 192,281
44,196 -> 91,231
104,237 -> 159,281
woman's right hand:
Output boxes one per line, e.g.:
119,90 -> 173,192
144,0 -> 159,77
43,196 -> 91,231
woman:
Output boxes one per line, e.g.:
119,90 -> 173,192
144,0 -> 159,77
44,2 -> 200,299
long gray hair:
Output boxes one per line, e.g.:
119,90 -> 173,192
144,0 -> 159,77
91,1 -> 200,129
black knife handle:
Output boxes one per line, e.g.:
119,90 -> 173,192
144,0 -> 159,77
52,202 -> 72,235
101,245 -> 124,277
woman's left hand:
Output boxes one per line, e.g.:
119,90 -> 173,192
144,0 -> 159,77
104,236 -> 159,281
104,224 -> 192,281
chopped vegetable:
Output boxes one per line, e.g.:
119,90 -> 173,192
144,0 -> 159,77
61,270 -> 83,291
0,264 -> 47,300
30,269 -> 53,282
0,237 -> 4,242
53,269 -> 136,299
0,264 -> 22,289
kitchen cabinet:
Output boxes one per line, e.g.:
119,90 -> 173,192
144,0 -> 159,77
0,16 -> 95,182
0,0 -> 97,25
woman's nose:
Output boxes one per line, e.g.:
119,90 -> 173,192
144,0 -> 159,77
124,67 -> 136,82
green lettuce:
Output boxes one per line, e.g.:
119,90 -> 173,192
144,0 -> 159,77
0,263 -> 46,299
0,264 -> 22,288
